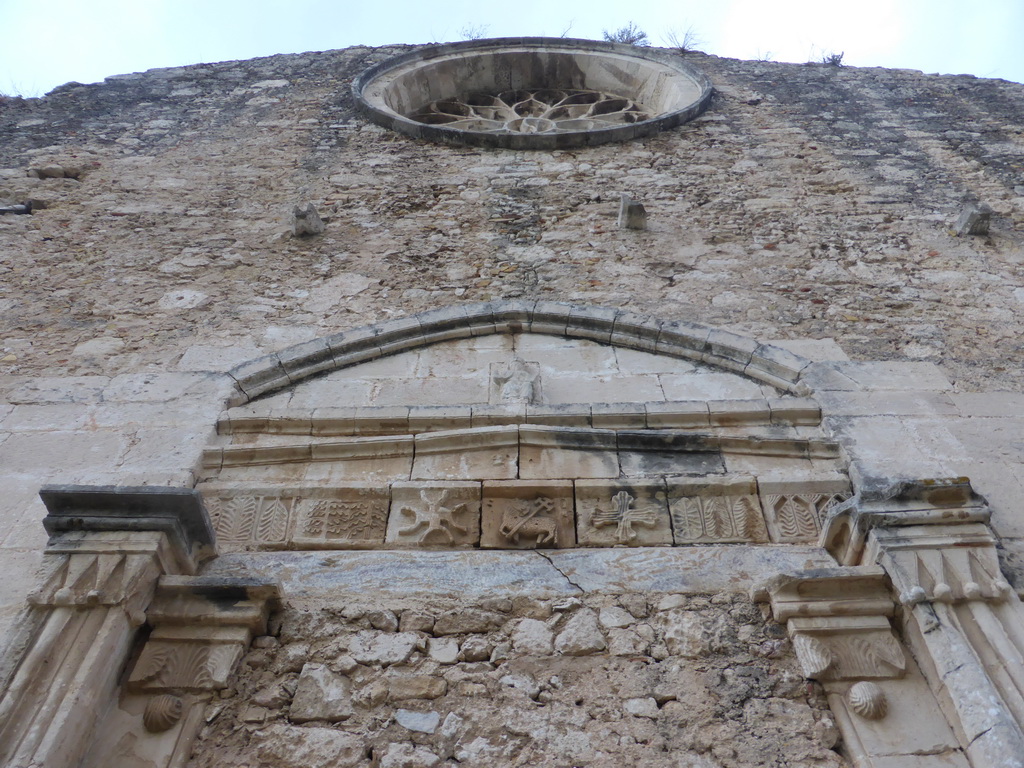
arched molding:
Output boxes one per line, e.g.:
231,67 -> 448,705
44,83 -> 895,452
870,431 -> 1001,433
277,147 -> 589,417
224,301 -> 814,407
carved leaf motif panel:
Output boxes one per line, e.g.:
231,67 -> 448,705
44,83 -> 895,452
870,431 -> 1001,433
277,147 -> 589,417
206,496 -> 294,550
129,642 -> 242,692
763,492 -> 851,544
669,494 -> 768,544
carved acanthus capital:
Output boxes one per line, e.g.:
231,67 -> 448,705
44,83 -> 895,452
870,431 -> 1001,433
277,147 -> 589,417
759,567 -> 905,683
128,576 -> 281,694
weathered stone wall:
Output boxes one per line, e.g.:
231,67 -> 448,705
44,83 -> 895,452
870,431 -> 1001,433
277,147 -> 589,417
2,43 -> 1024,766
189,591 -> 843,768
1,47 -> 1023,390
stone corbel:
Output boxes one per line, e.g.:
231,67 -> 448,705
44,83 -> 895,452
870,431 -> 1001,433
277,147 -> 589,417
0,486 -> 214,768
823,477 -> 1024,768
81,575 -> 281,768
758,566 -> 966,767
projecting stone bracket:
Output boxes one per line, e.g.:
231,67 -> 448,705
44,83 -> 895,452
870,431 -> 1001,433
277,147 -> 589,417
758,565 -> 966,766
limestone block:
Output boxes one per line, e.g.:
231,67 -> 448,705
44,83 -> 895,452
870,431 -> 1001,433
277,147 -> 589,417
817,390 -> 958,417
644,401 -> 710,428
289,663 -> 353,722
607,627 -> 651,656
257,724 -> 364,768
667,477 -> 768,544
599,606 -> 635,628
289,486 -> 389,548
386,482 -> 481,547
387,675 -> 447,701
524,403 -> 592,427
427,637 -> 459,663
348,631 -> 419,666
617,431 -> 726,478
412,426 -> 518,480
618,194 -> 647,229
202,490 -> 295,551
575,480 -> 672,547
481,481 -> 576,549
591,402 -> 646,429
708,399 -> 771,427
615,347 -> 697,374
802,361 -> 953,392
660,372 -> 765,400
657,609 -> 708,658
292,202 -> 325,236
542,373 -> 664,404
555,608 -> 606,655
394,709 -> 441,734
407,405 -> 472,432
102,372 -> 210,402
512,618 -> 554,655
369,376 -> 489,407
0,430 -> 128,477
433,608 -> 505,635
470,404 -> 526,428
7,376 -> 110,404
519,426 -> 618,480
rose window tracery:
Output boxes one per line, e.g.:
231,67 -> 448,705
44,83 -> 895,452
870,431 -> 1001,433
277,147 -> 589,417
409,89 -> 652,134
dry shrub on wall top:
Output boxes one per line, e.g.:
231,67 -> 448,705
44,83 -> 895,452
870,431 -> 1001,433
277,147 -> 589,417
663,26 -> 703,55
602,23 -> 650,46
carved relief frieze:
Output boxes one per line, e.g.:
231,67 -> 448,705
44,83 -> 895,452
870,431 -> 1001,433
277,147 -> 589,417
758,478 -> 852,544
129,641 -> 243,692
205,494 -> 293,550
789,616 -> 906,681
386,482 -> 481,547
490,358 -> 542,404
291,487 -> 389,548
869,523 -> 1013,606
576,481 -> 672,547
668,478 -> 768,544
481,481 -> 575,549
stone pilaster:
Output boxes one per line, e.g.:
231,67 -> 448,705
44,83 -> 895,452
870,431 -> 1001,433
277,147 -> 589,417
824,478 -> 1024,768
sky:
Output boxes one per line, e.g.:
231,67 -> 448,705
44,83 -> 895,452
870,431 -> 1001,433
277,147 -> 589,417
1,0 -> 1022,97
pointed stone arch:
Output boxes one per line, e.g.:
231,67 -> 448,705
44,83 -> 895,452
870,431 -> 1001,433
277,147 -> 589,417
224,301 -> 815,406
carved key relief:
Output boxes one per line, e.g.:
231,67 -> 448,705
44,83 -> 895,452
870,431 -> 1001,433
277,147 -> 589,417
481,481 -> 576,549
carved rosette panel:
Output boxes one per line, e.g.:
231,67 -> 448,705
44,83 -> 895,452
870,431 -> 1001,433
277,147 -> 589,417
481,481 -> 576,549
205,495 -> 294,550
762,492 -> 851,543
385,483 -> 481,547
668,493 -> 768,544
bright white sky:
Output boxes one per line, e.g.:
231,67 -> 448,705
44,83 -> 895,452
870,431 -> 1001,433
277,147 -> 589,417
1,0 -> 1022,97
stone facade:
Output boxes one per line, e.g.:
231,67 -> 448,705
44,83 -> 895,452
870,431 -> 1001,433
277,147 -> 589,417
2,39 -> 1024,768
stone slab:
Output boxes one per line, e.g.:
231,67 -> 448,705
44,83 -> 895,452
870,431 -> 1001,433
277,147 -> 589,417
199,546 -> 837,600
481,481 -> 575,549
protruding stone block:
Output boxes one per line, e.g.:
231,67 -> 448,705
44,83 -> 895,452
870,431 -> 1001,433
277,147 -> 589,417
292,202 -> 325,236
955,202 -> 993,236
618,193 -> 647,230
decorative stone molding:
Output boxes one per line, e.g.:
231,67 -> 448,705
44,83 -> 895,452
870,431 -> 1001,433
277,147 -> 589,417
823,478 -> 1024,768
224,302 -> 815,405
0,487 -> 215,768
352,38 -> 712,149
759,566 -> 966,766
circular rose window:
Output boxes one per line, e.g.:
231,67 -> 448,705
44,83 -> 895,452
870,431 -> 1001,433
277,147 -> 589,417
353,37 -> 713,149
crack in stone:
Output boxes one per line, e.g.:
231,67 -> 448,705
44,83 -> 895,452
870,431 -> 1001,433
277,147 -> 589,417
968,726 -> 994,747
535,550 -> 583,593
